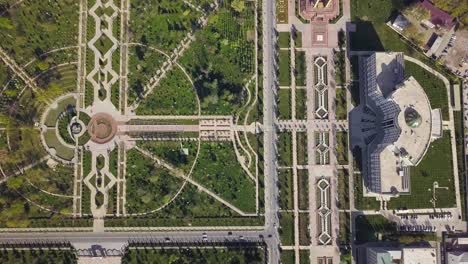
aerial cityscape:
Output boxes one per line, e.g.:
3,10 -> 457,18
0,0 -> 466,263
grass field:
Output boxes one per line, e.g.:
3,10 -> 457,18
43,130 -> 75,161
295,51 -> 306,86
281,251 -> 295,264
298,169 -> 309,210
294,31 -> 302,48
454,111 -> 466,219
299,213 -> 310,246
280,212 -> 294,246
44,96 -> 76,127
279,50 -> 291,86
387,133 -> 456,209
354,173 -> 380,210
338,169 -> 350,210
296,89 -> 307,120
336,131 -> 349,165
278,89 -> 291,119
278,132 -> 293,166
339,212 -> 351,245
335,88 -> 347,120
297,132 -> 308,165
405,60 -> 449,120
278,169 -> 293,210
279,32 -> 290,48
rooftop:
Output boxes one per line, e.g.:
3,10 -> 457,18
419,0 -> 455,28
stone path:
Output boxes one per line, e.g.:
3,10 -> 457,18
119,0 -> 130,115
87,0 -> 120,104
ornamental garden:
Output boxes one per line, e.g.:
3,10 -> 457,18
0,0 -> 261,229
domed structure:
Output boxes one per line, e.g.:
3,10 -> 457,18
404,107 -> 422,128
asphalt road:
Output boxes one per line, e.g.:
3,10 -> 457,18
261,0 -> 281,261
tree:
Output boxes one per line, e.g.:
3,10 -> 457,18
231,0 -> 245,13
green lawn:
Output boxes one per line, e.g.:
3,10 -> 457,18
300,251 -> 309,264
299,213 -> 310,246
335,88 -> 347,120
298,169 -> 309,210
279,32 -> 290,48
278,132 -> 293,166
405,61 -> 449,120
278,169 -> 293,210
339,212 -> 351,246
278,89 -> 291,119
43,130 -> 75,161
338,169 -> 350,210
354,173 -> 380,210
297,132 -> 308,165
44,96 -> 76,127
280,212 -> 295,246
295,51 -> 306,86
296,89 -> 307,120
281,251 -> 295,264
279,50 -> 291,86
387,133 -> 456,209
336,131 -> 349,165
454,111 -> 466,219
294,31 -> 302,48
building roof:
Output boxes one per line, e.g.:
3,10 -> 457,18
402,247 -> 437,264
419,0 -> 455,28
447,251 -> 468,264
393,14 -> 411,30
358,53 -> 435,196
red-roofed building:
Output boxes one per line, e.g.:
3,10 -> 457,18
419,0 -> 455,28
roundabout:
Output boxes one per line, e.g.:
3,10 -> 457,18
87,113 -> 118,144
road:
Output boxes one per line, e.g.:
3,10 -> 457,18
0,230 -> 275,256
262,0 -> 281,261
